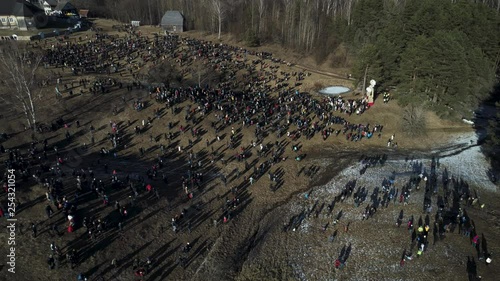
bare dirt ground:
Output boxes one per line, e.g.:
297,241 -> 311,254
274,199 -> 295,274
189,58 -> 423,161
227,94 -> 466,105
0,20 -> 497,281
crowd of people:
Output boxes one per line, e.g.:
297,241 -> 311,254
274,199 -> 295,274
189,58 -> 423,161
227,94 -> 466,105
288,155 -> 492,278
0,24 -> 393,280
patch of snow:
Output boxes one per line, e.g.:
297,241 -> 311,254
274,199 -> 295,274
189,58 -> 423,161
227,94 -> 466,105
282,131 -> 496,280
300,220 -> 311,232
462,118 -> 474,125
312,131 -> 497,196
434,131 -> 497,192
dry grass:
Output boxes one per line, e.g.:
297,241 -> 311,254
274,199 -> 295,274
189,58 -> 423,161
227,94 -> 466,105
0,18 -> 486,281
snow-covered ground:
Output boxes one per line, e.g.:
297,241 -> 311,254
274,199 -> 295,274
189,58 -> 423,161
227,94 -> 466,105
311,130 -> 498,199
288,131 -> 497,227
283,131 -> 497,281
434,131 -> 497,192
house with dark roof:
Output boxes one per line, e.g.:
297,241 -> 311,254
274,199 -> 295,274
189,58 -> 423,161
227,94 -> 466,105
0,0 -> 45,31
22,1 -> 61,15
45,0 -> 59,9
161,11 -> 184,33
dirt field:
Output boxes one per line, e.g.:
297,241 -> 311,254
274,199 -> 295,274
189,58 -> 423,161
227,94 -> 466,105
0,19 -> 497,281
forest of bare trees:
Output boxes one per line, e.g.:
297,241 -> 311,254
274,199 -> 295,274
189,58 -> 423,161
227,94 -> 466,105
72,0 -> 500,69
75,0 -> 350,51
73,0 -> 500,51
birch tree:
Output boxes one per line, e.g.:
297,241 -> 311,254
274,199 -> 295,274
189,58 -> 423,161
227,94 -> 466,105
0,43 -> 42,130
257,0 -> 266,35
191,60 -> 217,87
210,0 -> 225,39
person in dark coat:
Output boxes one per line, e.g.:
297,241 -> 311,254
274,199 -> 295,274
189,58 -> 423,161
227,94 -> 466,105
45,204 -> 54,218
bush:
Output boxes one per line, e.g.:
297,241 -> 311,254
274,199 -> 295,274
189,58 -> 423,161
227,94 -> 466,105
313,82 -> 324,92
401,105 -> 427,136
245,31 -> 260,47
147,62 -> 178,86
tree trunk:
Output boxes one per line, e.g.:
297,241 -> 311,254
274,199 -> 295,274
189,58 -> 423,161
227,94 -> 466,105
218,14 -> 222,39
410,70 -> 416,93
251,0 -> 255,33
346,0 -> 353,26
147,0 -> 152,25
22,102 -> 32,129
258,0 -> 265,35
362,64 -> 369,96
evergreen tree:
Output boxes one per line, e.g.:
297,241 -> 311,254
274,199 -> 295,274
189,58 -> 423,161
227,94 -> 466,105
350,0 -> 499,117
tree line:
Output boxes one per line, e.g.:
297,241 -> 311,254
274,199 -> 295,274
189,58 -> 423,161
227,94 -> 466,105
73,0 -> 499,117
350,0 -> 500,119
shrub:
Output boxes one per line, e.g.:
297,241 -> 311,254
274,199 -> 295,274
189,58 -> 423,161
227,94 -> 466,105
313,82 -> 324,92
402,105 -> 427,136
245,31 -> 260,47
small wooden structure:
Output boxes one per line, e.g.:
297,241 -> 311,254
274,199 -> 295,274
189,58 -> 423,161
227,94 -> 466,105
78,9 -> 89,18
161,11 -> 184,32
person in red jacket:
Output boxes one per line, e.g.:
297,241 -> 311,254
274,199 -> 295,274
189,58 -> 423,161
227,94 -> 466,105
135,268 -> 145,277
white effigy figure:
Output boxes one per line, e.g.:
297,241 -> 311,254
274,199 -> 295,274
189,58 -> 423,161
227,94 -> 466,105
366,79 -> 376,106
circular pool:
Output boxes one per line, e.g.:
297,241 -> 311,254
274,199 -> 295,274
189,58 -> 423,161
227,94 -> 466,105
319,86 -> 351,96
